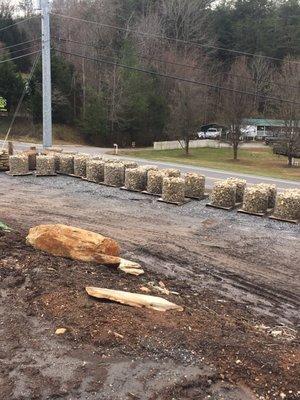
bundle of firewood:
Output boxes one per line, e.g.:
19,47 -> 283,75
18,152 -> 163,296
104,162 -> 125,187
58,154 -> 74,175
242,186 -> 269,214
185,173 -> 205,199
162,177 -> 185,203
36,155 -> 56,176
74,154 -> 89,178
163,168 -> 181,177
9,154 -> 29,175
225,177 -> 247,203
273,189 -> 300,221
147,170 -> 165,194
210,181 -> 236,208
255,183 -> 277,208
86,159 -> 105,183
0,150 -> 9,171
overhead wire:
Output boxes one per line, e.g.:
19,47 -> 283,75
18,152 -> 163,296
53,48 -> 300,105
0,49 -> 42,65
1,53 -> 41,151
0,15 -> 40,33
50,12 -> 300,64
0,38 -> 41,53
52,36 -> 300,91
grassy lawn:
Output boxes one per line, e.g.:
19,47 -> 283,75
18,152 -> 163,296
121,147 -> 300,181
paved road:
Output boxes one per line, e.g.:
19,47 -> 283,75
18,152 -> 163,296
1,140 -> 299,190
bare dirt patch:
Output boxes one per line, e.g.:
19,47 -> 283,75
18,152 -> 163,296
0,173 -> 299,399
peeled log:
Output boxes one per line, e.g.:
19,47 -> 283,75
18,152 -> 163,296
26,224 -> 121,265
86,287 -> 183,312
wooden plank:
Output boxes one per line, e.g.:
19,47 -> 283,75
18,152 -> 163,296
158,198 -> 192,206
269,215 -> 299,224
86,287 -> 183,312
5,171 -> 33,177
120,186 -> 142,193
206,203 -> 235,211
186,193 -> 209,201
237,209 -> 266,217
141,191 -> 161,197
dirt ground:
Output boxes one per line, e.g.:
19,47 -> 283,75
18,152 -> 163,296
0,173 -> 299,400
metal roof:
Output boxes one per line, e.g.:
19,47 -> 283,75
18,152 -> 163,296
243,118 -> 286,127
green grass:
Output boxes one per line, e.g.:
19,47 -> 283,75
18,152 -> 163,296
121,147 -> 300,181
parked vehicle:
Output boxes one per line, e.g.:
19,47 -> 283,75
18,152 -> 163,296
197,128 -> 221,139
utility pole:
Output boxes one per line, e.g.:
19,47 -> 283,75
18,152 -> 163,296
41,0 -> 52,148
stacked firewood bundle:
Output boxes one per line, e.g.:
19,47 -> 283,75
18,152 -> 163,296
210,181 -> 236,208
0,151 -> 9,171
273,189 -> 300,221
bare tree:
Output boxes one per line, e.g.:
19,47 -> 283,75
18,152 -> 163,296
273,58 -> 300,167
164,51 -> 213,155
220,57 -> 256,160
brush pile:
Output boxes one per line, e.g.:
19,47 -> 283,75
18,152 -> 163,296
242,185 -> 269,214
210,181 -> 236,208
58,154 -> 74,175
74,154 -> 89,178
147,170 -> 165,195
256,183 -> 277,208
104,162 -> 125,187
185,173 -> 205,199
86,159 -> 105,183
162,177 -> 185,203
273,189 -> 300,221
36,155 -> 56,176
9,154 -> 29,175
225,177 -> 247,203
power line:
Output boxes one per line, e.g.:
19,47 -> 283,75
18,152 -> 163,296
0,38 -> 41,52
0,49 -> 42,65
53,36 -> 300,91
53,48 -> 300,105
0,43 -> 40,58
0,15 -> 40,33
1,53 -> 41,151
51,12 -> 300,64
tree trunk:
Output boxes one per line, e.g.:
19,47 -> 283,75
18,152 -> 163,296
233,142 -> 238,160
185,138 -> 189,156
288,154 -> 293,167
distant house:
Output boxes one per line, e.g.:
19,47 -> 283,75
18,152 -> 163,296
241,118 -> 290,140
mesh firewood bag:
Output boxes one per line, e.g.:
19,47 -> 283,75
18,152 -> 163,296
123,161 -> 138,169
104,162 -> 125,187
185,173 -> 205,199
225,177 -> 247,203
141,165 -> 159,172
162,177 -> 185,203
58,154 -> 74,175
273,189 -> 300,221
86,160 -> 105,183
242,186 -> 269,214
9,154 -> 29,175
210,181 -> 236,208
255,183 -> 277,208
147,170 -> 165,194
36,155 -> 56,176
0,151 -> 9,171
124,167 -> 148,191
74,154 -> 89,178
163,168 -> 181,177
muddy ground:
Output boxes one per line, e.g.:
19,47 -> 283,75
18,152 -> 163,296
0,173 -> 299,400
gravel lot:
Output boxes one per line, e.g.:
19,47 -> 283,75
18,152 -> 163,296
0,172 -> 299,400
